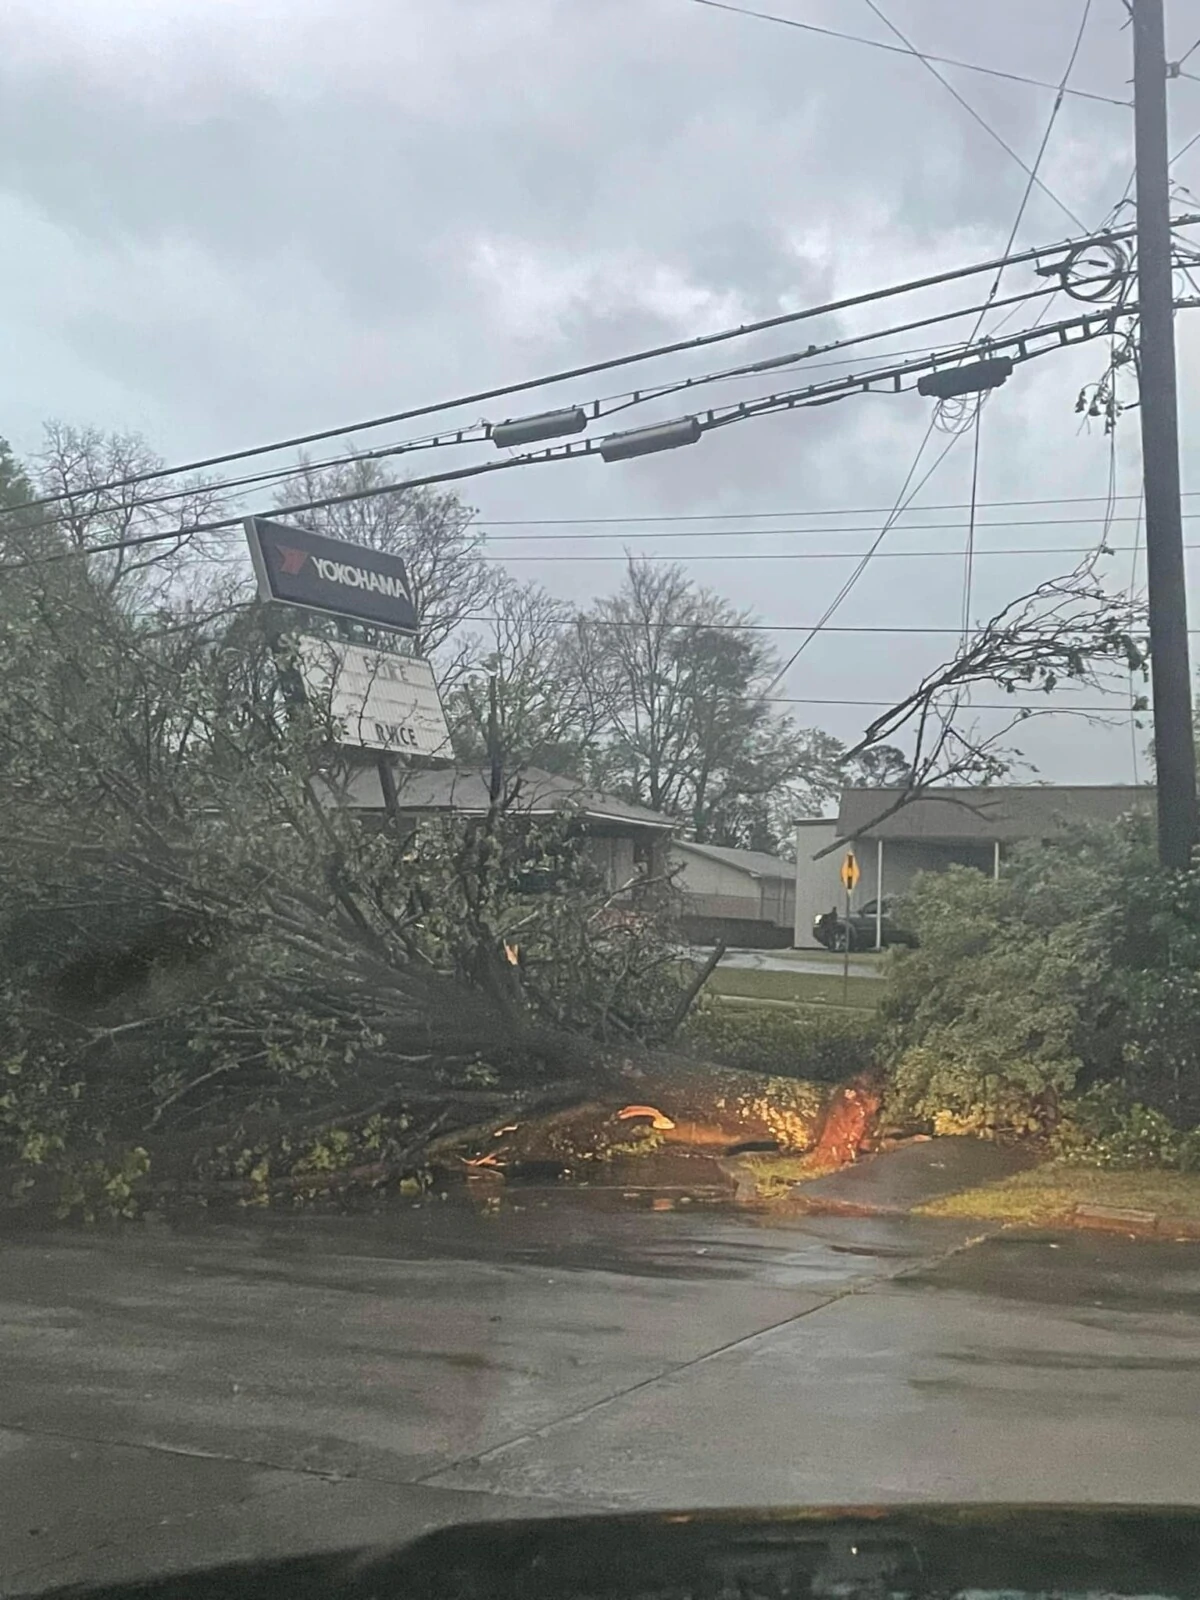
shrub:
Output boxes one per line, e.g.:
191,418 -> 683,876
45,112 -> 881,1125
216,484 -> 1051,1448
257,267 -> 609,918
682,1000 -> 881,1082
1053,1083 -> 1200,1171
876,820 -> 1200,1140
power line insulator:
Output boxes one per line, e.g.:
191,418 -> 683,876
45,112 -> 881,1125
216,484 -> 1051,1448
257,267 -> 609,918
918,357 -> 1014,400
490,407 -> 588,448
598,416 -> 702,462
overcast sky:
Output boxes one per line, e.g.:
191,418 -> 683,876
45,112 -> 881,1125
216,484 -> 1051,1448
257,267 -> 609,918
3,0 -> 1200,787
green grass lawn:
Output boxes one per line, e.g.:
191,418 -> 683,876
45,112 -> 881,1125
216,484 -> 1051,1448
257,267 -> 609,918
705,965 -> 880,1011
918,1162 -> 1200,1227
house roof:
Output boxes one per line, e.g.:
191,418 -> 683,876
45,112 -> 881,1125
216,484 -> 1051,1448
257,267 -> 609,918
326,763 -> 674,830
835,784 -> 1154,845
673,839 -> 794,881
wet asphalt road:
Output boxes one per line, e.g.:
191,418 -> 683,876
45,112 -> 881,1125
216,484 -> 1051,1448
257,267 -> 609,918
2,1199 -> 1199,1593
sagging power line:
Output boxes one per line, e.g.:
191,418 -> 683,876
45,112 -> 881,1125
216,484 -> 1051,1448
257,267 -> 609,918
2,218 -> 1182,519
0,298 -> 1167,576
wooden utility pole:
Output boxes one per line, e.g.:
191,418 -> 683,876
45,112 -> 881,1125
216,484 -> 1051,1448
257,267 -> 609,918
1133,0 -> 1196,869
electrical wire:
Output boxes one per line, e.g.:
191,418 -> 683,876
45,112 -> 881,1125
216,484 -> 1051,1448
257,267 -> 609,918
1,297 -> 1148,571
961,403 -> 983,643
755,224 -> 1098,691
766,695 -> 1134,712
488,540 -> 1193,562
464,617 -> 1166,637
1178,35 -> 1200,68
970,0 -> 1093,342
750,0 -> 1090,701
683,0 -> 1128,105
471,493 -> 1200,526
483,514 -> 1197,544
0,275 -> 1094,542
38,254 -> 1115,550
0,220 -> 1164,518
759,413 -> 947,698
860,0 -> 1088,231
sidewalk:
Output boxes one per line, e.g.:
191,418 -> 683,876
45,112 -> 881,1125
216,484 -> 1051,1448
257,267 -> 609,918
791,1138 -> 1033,1216
786,1139 -> 1200,1240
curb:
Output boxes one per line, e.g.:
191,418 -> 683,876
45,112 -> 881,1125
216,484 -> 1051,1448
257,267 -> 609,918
786,1195 -> 905,1219
1072,1203 -> 1200,1241
787,1192 -> 1200,1239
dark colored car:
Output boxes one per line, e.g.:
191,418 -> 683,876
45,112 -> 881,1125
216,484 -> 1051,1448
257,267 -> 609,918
812,896 -> 917,952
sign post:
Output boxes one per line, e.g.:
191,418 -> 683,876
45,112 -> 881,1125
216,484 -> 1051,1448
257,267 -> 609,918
839,850 -> 860,1004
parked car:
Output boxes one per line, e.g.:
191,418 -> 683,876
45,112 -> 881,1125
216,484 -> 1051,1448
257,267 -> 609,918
812,896 -> 917,952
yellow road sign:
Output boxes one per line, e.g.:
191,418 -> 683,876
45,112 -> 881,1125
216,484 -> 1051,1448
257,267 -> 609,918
840,850 -> 860,892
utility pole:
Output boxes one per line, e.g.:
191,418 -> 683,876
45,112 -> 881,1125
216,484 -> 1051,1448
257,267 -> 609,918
1133,0 -> 1196,870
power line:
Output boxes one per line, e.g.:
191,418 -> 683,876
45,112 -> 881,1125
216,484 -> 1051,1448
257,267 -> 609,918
489,541 -> 1198,562
961,405 -> 983,640
0,298 -> 1151,576
472,493 -> 1200,526
483,516 -> 1200,545
464,616 -> 1162,637
6,273 -> 1090,542
761,414 -> 951,696
758,283 -> 1109,691
972,0 -> 1093,340
735,2 -> 1091,697
765,695 -> 1139,712
484,514 -> 1200,543
860,0 -> 1088,230
949,11 -> 1072,634
683,0 -> 1129,105
0,449 -> 565,573
0,220 -> 1167,518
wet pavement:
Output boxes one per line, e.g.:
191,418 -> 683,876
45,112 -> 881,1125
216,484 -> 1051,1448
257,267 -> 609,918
1,1198 -> 1198,1593
798,1137 -> 1037,1214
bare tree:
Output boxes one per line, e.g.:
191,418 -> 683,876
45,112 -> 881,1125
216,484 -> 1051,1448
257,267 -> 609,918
34,422 -> 223,602
444,574 -> 602,773
273,454 -> 493,674
576,559 -> 844,849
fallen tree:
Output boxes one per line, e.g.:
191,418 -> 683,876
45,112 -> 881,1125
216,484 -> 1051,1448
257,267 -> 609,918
0,529 -> 700,1217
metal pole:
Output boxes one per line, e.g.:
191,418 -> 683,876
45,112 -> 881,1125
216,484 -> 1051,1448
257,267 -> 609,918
993,840 -> 1001,882
1133,0 -> 1196,870
875,838 -> 884,951
842,875 -> 851,1005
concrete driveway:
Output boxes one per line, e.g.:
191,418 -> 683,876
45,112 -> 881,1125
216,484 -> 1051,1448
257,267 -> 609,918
2,1200 -> 1199,1593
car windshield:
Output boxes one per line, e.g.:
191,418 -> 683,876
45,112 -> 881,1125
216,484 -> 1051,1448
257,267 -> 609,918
2,4 -> 1198,1596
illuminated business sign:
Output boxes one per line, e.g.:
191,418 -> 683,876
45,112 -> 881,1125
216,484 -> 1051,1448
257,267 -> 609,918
244,517 -> 419,635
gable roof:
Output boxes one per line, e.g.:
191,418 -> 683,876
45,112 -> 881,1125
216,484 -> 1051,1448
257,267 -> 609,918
322,764 -> 674,830
835,784 -> 1154,845
673,839 -> 794,880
